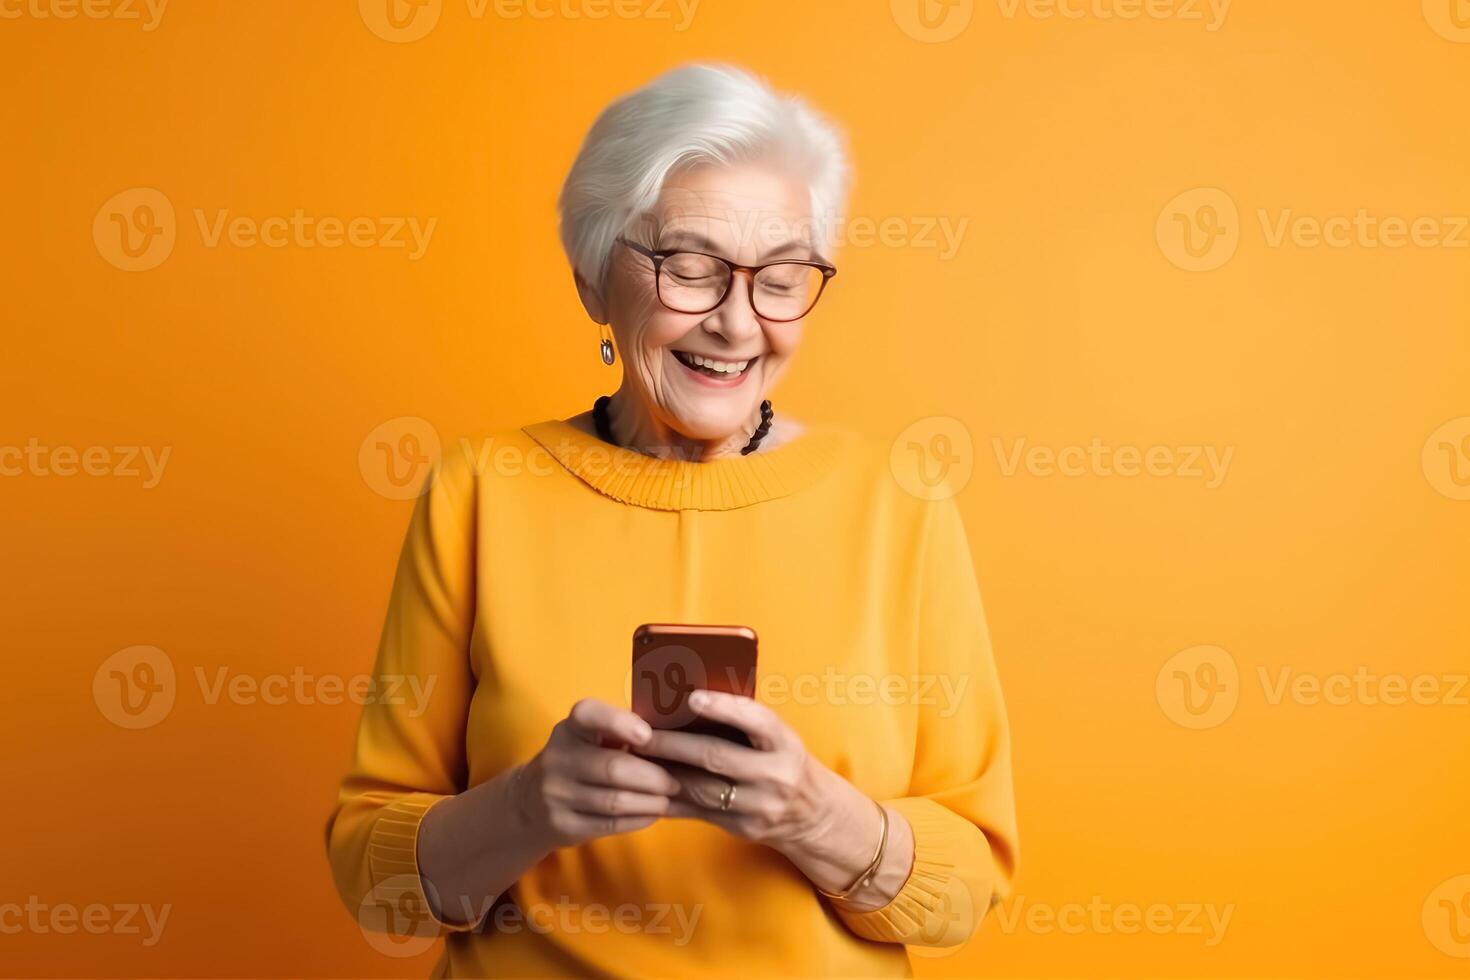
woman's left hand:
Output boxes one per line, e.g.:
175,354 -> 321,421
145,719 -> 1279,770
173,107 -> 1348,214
636,689 -> 913,909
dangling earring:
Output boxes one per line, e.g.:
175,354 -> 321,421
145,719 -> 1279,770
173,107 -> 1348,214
598,324 -> 615,366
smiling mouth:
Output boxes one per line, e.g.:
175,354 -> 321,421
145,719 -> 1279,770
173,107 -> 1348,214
672,349 -> 758,379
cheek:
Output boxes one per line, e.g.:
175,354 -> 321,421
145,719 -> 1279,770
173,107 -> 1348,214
766,324 -> 804,360
631,313 -> 699,373
608,279 -> 681,357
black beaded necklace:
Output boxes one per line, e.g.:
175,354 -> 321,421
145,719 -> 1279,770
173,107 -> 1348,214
593,395 -> 774,456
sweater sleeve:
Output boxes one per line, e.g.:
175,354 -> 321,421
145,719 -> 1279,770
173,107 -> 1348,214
833,495 -> 1019,948
325,450 -> 483,938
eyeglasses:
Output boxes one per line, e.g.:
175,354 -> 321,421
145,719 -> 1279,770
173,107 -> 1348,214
616,237 -> 836,323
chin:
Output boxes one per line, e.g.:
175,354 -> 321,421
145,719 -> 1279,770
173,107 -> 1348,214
664,402 -> 760,443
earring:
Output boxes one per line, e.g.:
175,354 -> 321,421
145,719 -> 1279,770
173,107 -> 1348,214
598,325 -> 616,366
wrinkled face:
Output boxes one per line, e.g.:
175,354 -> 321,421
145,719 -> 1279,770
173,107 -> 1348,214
598,161 -> 827,443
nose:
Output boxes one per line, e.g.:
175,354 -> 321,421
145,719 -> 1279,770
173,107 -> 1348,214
703,269 -> 763,344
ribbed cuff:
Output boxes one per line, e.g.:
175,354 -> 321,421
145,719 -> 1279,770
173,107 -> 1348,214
832,797 -> 993,946
366,793 -> 483,934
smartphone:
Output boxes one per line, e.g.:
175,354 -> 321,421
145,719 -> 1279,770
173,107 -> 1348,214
630,623 -> 758,747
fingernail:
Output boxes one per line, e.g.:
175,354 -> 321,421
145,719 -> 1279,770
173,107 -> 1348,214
633,721 -> 653,743
688,690 -> 706,709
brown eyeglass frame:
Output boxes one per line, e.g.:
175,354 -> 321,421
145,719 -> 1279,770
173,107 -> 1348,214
616,237 -> 837,323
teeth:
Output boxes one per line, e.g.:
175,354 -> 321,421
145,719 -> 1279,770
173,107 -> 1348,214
678,352 -> 750,374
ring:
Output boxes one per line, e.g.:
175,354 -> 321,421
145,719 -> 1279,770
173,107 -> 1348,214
718,781 -> 737,811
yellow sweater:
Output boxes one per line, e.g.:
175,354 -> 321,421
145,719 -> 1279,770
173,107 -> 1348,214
327,418 -> 1018,978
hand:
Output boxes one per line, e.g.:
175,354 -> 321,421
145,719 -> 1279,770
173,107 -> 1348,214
515,698 -> 684,848
635,689 -> 913,906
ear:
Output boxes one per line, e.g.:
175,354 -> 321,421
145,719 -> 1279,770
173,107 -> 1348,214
573,269 -> 608,325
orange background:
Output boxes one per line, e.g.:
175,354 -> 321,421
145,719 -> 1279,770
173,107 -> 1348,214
2,0 -> 1468,976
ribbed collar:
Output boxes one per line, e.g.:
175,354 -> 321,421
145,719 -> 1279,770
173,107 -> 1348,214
521,418 -> 853,511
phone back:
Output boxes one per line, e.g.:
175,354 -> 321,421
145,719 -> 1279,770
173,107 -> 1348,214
630,624 -> 757,746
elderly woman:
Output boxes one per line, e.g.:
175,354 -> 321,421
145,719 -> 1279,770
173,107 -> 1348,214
327,63 -> 1017,977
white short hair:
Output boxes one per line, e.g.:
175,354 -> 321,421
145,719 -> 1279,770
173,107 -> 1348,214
558,63 -> 852,290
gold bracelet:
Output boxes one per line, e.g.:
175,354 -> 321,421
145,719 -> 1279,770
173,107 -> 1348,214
816,801 -> 889,901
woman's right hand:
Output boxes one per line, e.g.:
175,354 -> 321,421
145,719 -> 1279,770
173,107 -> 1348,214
513,698 -> 684,847
417,698 -> 682,926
